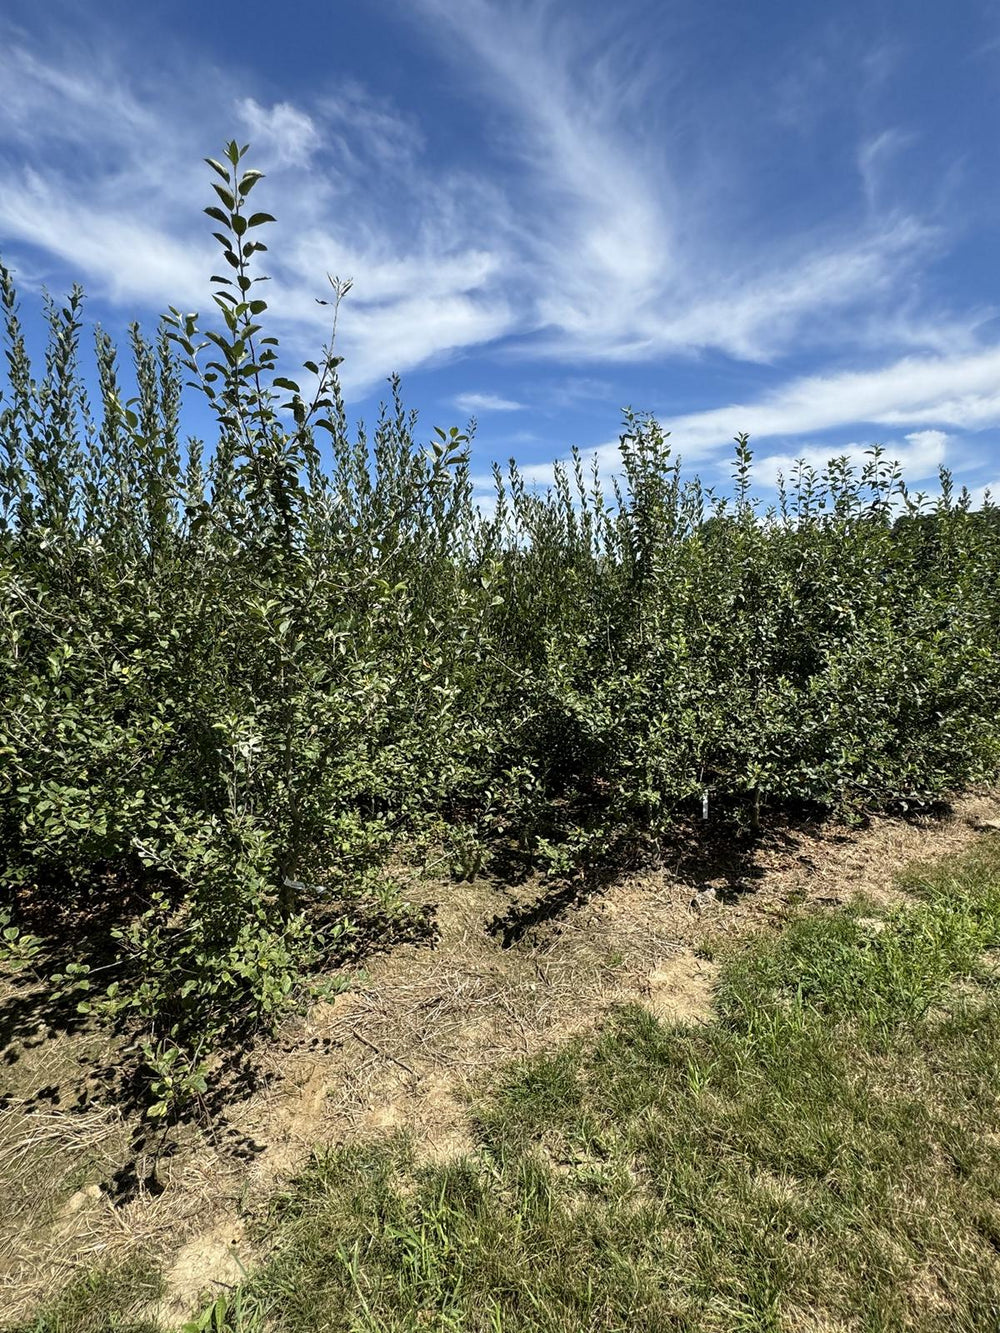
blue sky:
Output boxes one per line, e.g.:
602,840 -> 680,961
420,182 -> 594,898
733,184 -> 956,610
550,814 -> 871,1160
1,0 -> 999,505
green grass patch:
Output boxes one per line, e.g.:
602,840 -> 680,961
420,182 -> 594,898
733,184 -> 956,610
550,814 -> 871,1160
216,835 -> 1000,1332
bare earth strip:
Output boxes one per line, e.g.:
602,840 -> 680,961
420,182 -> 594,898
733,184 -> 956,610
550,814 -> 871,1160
3,790 -> 999,1325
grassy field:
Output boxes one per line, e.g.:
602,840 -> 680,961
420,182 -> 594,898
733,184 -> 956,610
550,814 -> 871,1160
13,830 -> 1000,1333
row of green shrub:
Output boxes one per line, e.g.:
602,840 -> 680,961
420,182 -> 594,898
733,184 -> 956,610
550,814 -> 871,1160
3,143 -> 999,1109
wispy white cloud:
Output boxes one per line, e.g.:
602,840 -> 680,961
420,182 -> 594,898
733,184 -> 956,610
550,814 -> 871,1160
754,429 -> 950,489
404,0 -> 960,366
0,34 -> 212,307
315,81 -> 425,170
0,40 -> 166,155
236,98 -> 322,166
420,6 -> 675,348
607,216 -> 937,364
857,128 -> 914,210
541,376 -> 617,410
0,22 -> 517,392
966,478 -> 1000,508
0,167 -> 212,306
453,391 -> 525,412
512,351 -> 1000,498
659,347 -> 1000,461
